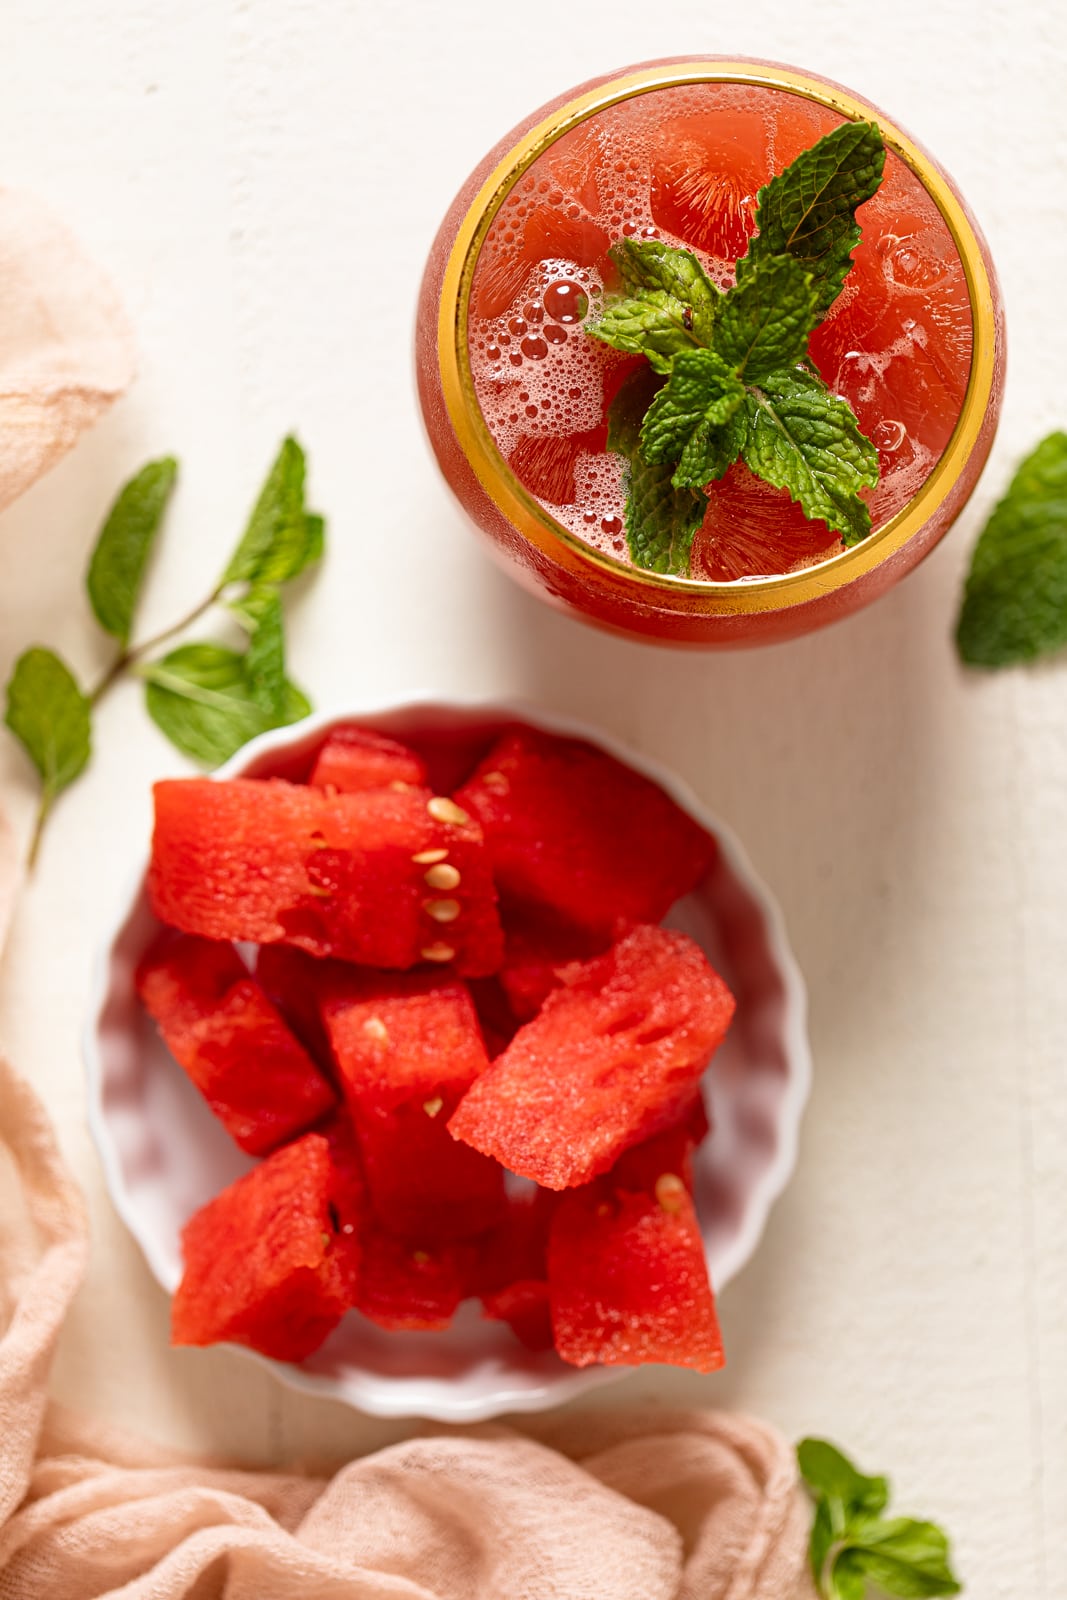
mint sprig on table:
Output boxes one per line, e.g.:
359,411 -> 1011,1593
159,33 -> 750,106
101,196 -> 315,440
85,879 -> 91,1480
587,120 -> 886,576
798,1438 -> 961,1599
956,431 -> 1067,666
4,437 -> 323,864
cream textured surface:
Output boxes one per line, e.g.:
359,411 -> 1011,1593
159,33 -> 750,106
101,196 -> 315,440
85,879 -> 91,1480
0,2 -> 1061,1595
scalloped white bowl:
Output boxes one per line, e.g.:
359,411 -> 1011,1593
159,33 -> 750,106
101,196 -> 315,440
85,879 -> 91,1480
86,698 -> 810,1421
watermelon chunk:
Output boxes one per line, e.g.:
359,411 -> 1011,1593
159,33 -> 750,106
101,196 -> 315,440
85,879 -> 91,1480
455,729 -> 717,938
321,970 -> 506,1241
498,915 -> 607,1023
482,1279 -> 554,1351
547,1161 -> 724,1372
149,777 -> 503,976
172,1133 -> 358,1362
310,725 -> 428,794
448,925 -> 734,1189
471,1184 -> 558,1351
137,934 -> 335,1155
356,1224 -> 464,1331
253,943 -> 340,1068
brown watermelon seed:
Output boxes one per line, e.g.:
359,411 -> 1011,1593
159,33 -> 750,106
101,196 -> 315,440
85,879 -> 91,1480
426,898 -> 461,923
412,1250 -> 430,1265
420,941 -> 456,963
424,862 -> 461,890
481,771 -> 509,792
655,1174 -> 686,1213
427,796 -> 470,826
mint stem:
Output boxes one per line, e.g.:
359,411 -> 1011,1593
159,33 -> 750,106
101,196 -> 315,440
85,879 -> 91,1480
27,793 -> 51,871
88,588 -> 224,705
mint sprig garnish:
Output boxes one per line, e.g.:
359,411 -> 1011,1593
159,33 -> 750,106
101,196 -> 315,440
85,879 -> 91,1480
956,431 -> 1067,667
587,122 -> 885,574
798,1438 -> 961,1599
3,436 -> 324,865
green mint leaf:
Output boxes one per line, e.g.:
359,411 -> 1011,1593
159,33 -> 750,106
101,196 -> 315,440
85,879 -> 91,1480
827,1553 -> 869,1600
607,368 -> 706,574
741,369 -> 878,546
625,454 -> 707,575
606,366 -> 663,456
587,238 -> 720,374
810,1498 -> 837,1590
143,642 -> 308,767
86,457 -> 178,647
302,511 -> 326,569
4,648 -> 92,804
611,238 -> 720,342
640,349 -> 745,484
638,348 -> 747,490
838,1518 -> 961,1598
230,584 -> 287,719
798,1442 -> 959,1600
587,291 -> 702,375
956,431 -> 1067,667
798,1439 -> 890,1521
713,254 -> 818,381
739,119 -> 885,321
221,436 -> 324,587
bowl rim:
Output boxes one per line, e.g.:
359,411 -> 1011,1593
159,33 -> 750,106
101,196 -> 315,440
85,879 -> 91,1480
84,694 -> 812,1421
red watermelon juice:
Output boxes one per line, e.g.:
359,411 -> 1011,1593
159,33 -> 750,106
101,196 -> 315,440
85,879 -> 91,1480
417,61 -> 1004,645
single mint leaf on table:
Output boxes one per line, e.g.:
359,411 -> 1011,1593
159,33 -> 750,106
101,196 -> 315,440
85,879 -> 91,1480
5,648 -> 92,801
640,349 -> 746,490
142,642 -> 307,767
222,435 -> 325,587
741,368 -> 879,546
86,457 -> 179,647
956,431 -> 1067,667
738,120 -> 886,321
712,253 -> 818,381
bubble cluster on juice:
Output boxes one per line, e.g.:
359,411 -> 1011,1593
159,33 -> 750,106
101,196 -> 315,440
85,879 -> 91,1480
467,83 -> 974,581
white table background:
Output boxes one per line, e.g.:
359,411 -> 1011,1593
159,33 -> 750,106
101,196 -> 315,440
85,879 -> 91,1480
0,2 -> 1063,1593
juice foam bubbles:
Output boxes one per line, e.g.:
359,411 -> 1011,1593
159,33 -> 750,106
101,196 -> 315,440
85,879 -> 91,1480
467,83 -> 973,579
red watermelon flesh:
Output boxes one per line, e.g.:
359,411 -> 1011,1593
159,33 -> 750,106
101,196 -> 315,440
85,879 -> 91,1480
547,1164 -> 724,1372
137,934 -> 335,1156
171,1133 -> 358,1362
321,970 -> 506,1241
253,943 -> 342,1068
318,1111 -> 466,1330
466,1183 -> 558,1298
498,914 -> 609,1023
309,725 -> 428,794
448,925 -> 735,1189
482,1279 -> 554,1351
455,729 -> 716,939
355,1224 -> 465,1331
465,975 -> 520,1057
149,778 -> 503,976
